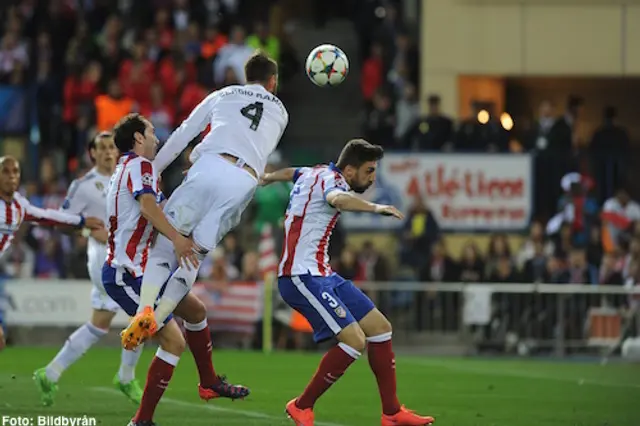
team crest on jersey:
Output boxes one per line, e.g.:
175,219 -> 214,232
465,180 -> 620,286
141,173 -> 154,187
334,306 -> 347,318
95,182 -> 104,191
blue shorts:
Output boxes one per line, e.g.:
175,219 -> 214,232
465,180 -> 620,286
102,263 -> 173,325
278,273 -> 375,343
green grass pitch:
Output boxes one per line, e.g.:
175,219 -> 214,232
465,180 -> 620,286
0,347 -> 638,425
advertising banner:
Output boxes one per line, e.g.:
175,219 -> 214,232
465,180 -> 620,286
340,153 -> 532,231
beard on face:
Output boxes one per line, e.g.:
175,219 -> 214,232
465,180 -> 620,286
351,182 -> 372,194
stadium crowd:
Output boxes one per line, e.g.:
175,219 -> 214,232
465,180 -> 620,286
0,0 -> 637,292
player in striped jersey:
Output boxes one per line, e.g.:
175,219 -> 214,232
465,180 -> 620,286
34,132 -> 146,407
262,140 -> 435,426
0,156 -> 103,352
102,114 -> 248,426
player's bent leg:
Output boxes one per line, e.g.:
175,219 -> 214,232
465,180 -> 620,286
34,311 -> 113,407
174,292 -> 250,400
359,309 -> 435,426
152,248 -> 205,325
129,319 -> 184,426
138,234 -> 178,314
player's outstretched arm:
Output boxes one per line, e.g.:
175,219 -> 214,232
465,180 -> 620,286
21,195 -> 104,229
260,167 -> 297,185
137,193 -> 199,269
326,191 -> 404,219
153,92 -> 217,174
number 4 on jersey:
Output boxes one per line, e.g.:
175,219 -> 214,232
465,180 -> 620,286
240,102 -> 264,131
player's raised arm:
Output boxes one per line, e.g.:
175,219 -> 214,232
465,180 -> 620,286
153,92 -> 218,174
18,193 -> 104,229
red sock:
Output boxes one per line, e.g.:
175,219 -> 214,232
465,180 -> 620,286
133,355 -> 175,422
368,335 -> 401,415
296,343 -> 359,409
185,320 -> 218,387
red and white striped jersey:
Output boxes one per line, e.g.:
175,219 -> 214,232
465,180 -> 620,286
105,152 -> 163,277
0,192 -> 84,257
278,163 -> 349,277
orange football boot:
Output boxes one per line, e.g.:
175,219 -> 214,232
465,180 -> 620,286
381,405 -> 435,426
285,398 -> 314,426
121,306 -> 157,350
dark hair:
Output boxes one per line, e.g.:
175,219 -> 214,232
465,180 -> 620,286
113,113 -> 147,153
336,139 -> 384,170
244,51 -> 278,84
88,131 -> 113,163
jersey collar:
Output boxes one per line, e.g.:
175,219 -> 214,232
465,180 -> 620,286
119,152 -> 138,164
329,162 -> 342,175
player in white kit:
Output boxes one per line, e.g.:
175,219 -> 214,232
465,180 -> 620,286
33,132 -> 145,407
120,52 -> 288,346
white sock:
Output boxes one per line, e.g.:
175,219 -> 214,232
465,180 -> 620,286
138,234 -> 177,312
46,323 -> 106,382
118,344 -> 144,384
154,259 -> 202,324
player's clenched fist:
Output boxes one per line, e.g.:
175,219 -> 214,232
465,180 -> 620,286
374,204 -> 404,220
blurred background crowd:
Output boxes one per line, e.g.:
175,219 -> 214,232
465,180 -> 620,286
1,0 -> 639,353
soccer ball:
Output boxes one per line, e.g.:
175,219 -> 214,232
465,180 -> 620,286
305,44 -> 349,87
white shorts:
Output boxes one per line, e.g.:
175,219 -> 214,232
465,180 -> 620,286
88,246 -> 120,313
164,154 -> 258,252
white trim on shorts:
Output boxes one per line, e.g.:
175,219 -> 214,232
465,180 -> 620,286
291,276 -> 342,334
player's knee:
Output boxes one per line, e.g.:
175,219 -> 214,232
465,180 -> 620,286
175,292 -> 207,323
90,310 -> 116,330
158,327 -> 186,356
338,323 -> 367,352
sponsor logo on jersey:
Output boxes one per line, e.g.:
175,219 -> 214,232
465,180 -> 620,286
141,173 -> 154,187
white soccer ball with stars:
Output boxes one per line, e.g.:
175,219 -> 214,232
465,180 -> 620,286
305,44 -> 349,87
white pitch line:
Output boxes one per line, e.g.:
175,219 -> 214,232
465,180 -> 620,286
404,359 -> 640,390
91,387 -> 349,426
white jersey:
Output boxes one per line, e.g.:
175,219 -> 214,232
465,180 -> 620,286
153,84 -> 288,176
61,167 -> 110,262
105,153 -> 163,278
0,193 -> 83,258
278,164 -> 349,277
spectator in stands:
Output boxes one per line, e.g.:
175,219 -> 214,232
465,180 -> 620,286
201,24 -> 228,60
246,21 -> 279,61
403,94 -> 454,152
143,83 -> 174,142
65,234 -> 90,279
516,220 -> 554,270
34,238 -> 64,279
394,82 -> 419,143
558,179 -> 599,248
118,40 -> 155,111
0,30 -> 28,84
485,233 -> 512,278
546,256 -> 569,284
567,248 -> 591,284
213,25 -> 254,86
361,42 -> 384,104
599,252 -> 624,285
222,232 -> 244,274
419,239 -> 458,283
154,9 -> 174,50
99,38 -> 124,87
0,227 -> 35,278
601,188 -> 640,252
586,224 -> 604,274
390,29 -> 419,89
240,251 -> 260,281
458,241 -> 484,282
590,107 -> 630,202
362,87 -> 396,149
521,241 -> 550,283
94,79 -> 134,132
488,256 -> 518,283
172,0 -> 192,31
454,101 -> 492,152
524,100 -> 555,152
399,196 -> 440,271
